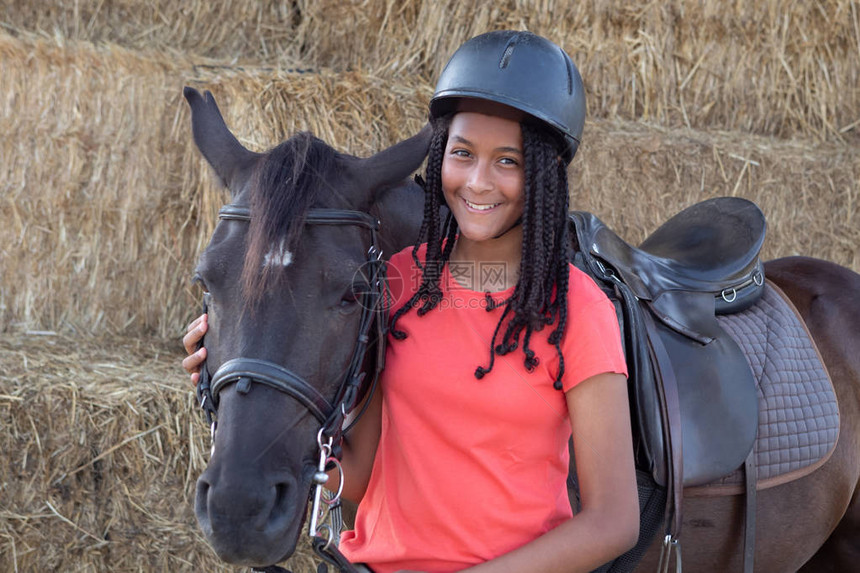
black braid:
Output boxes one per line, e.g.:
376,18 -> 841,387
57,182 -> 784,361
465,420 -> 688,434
390,116 -> 455,338
390,117 -> 571,391
475,302 -> 513,379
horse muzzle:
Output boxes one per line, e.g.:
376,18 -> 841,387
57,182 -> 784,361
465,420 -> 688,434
195,463 -> 307,566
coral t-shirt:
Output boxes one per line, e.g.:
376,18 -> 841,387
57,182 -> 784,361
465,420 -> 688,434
340,245 -> 627,573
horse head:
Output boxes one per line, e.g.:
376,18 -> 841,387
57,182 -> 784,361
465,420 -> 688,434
184,87 -> 428,566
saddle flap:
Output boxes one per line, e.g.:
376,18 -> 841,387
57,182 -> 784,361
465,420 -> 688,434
646,314 -> 760,487
650,291 -> 720,344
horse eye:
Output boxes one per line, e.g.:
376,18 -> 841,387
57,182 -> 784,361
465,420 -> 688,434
192,273 -> 208,291
340,289 -> 359,307
339,281 -> 368,308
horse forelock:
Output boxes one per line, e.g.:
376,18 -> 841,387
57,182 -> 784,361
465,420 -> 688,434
241,132 -> 339,306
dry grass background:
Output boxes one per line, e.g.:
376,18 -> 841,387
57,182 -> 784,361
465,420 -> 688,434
1,1 -> 858,571
4,0 -> 859,138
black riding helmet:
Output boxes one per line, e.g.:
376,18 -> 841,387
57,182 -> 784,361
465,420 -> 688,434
430,30 -> 586,164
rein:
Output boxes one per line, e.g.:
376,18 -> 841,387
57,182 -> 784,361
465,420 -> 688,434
195,204 -> 388,573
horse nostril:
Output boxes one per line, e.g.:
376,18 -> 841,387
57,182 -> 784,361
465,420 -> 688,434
196,478 -> 210,505
266,481 -> 293,530
195,478 -> 212,532
274,482 -> 290,514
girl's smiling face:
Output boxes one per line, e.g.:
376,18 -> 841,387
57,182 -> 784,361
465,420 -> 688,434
441,106 -> 525,245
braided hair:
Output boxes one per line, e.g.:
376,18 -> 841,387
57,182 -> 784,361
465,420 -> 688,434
390,115 -> 572,390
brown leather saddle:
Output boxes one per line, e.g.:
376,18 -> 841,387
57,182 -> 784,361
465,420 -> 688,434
570,197 -> 767,571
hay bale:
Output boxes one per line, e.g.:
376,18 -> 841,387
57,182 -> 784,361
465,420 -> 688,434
0,0 -> 305,65
4,0 -> 859,141
572,121 -> 860,271
0,333 -> 321,571
1,31 -> 857,339
0,32 -> 430,338
323,0 -> 860,141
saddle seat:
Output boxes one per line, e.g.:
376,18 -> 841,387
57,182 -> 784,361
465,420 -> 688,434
581,197 -> 766,328
639,198 -> 766,290
575,197 -> 766,343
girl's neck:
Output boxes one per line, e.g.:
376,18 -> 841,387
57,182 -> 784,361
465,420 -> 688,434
448,227 -> 522,292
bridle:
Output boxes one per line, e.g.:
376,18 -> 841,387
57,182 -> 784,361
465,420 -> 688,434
195,203 -> 388,573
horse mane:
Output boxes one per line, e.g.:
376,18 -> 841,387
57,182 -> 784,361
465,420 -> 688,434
242,131 -> 338,306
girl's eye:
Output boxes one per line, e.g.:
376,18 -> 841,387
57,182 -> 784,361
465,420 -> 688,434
499,157 -> 519,166
451,149 -> 471,158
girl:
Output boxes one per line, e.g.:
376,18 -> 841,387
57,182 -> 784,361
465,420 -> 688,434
184,30 -> 638,573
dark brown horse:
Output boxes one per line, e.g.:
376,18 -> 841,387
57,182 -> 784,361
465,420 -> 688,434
185,88 -> 860,572
185,86 -> 428,567
633,256 -> 860,572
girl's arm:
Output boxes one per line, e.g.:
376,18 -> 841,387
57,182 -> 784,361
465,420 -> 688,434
325,385 -> 383,503
462,372 -> 639,573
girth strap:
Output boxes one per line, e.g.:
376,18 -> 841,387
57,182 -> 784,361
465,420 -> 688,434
211,359 -> 334,425
743,450 -> 757,573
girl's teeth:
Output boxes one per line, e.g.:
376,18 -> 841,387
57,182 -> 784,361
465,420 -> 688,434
466,199 -> 498,211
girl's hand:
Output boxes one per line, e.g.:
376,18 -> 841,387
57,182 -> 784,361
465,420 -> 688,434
181,314 -> 208,386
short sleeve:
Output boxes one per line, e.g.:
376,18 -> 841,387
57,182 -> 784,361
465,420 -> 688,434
561,267 -> 628,392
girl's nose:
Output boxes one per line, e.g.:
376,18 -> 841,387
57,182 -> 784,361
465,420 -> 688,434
466,161 -> 494,193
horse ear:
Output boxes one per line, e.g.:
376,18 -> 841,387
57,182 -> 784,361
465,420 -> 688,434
184,87 -> 262,195
359,123 -> 432,195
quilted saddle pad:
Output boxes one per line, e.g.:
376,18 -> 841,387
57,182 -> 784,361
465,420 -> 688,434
688,280 -> 839,495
